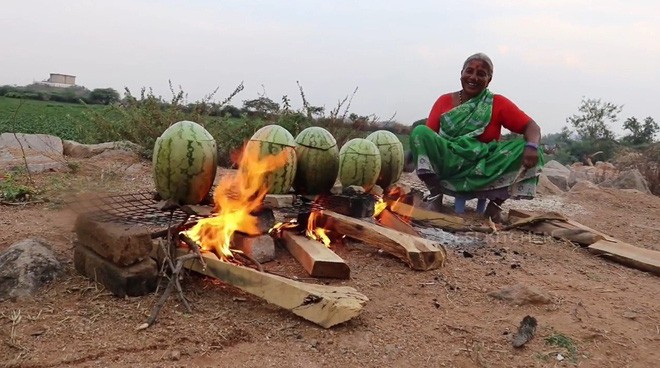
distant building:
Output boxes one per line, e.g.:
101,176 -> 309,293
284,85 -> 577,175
38,73 -> 76,87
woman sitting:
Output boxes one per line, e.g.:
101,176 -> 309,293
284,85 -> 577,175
409,52 -> 544,221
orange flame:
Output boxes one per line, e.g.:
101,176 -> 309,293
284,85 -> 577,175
306,211 -> 332,247
184,143 -> 290,260
373,195 -> 387,218
383,187 -> 413,223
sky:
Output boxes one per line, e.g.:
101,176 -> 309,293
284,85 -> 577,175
1,0 -> 659,135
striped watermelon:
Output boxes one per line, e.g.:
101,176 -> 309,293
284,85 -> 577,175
152,120 -> 217,205
245,124 -> 297,194
294,127 -> 339,194
366,130 -> 404,188
338,138 -> 381,191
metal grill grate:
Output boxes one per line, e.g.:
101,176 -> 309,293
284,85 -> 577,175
67,192 -> 208,228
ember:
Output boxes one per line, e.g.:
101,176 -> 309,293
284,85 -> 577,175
184,143 -> 289,260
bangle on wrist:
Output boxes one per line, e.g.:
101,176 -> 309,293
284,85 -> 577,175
525,142 -> 538,150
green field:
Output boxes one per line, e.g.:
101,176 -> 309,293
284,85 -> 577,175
0,97 -> 109,143
0,96 -> 410,153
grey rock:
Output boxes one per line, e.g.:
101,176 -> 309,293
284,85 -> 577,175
599,169 -> 651,194
0,239 -> 63,300
62,140 -> 141,158
0,133 -> 66,173
488,283 -> 552,306
541,160 -> 571,190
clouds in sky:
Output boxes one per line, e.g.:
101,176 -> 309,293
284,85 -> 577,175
1,0 -> 658,135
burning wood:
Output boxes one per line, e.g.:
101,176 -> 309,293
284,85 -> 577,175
183,143 -> 289,260
385,199 -> 465,230
177,248 -> 367,328
376,208 -> 419,236
314,210 -> 447,271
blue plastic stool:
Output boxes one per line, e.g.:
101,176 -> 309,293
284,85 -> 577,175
454,197 -> 487,214
454,197 -> 466,214
476,198 -> 487,214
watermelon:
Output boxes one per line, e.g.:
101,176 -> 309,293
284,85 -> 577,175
293,127 -> 339,194
245,124 -> 297,194
152,120 -> 217,205
338,138 -> 381,191
366,130 -> 404,188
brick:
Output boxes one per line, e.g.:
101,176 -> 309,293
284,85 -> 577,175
231,233 -> 275,263
74,216 -> 153,266
73,243 -> 158,297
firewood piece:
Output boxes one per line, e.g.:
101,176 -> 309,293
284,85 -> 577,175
588,240 -> 660,276
508,209 -> 606,245
385,200 -> 464,230
280,231 -> 350,279
377,209 -> 420,236
316,210 -> 447,271
177,249 -> 368,328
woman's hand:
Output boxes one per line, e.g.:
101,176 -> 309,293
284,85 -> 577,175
522,147 -> 539,169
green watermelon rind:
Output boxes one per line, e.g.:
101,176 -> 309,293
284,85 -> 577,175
338,138 -> 381,191
250,124 -> 296,147
293,127 -> 339,194
247,125 -> 297,194
152,121 -> 218,205
366,130 -> 404,188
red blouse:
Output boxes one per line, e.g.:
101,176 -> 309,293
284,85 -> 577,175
426,94 -> 532,143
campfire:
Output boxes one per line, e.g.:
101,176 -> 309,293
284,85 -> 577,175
72,143 -> 463,330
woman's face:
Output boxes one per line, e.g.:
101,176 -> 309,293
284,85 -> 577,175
460,59 -> 492,98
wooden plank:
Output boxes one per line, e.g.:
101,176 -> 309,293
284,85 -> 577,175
385,199 -> 464,230
177,249 -> 368,328
588,240 -> 660,276
508,209 -> 606,246
316,210 -> 447,271
280,231 -> 350,279
377,209 -> 420,236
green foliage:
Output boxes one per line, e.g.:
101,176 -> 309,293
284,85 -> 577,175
622,116 -> 659,145
544,332 -> 578,363
0,172 -> 37,202
0,97 -> 104,142
242,96 -> 280,117
88,88 -> 120,105
567,98 -> 620,141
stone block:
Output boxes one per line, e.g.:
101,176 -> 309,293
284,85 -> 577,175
231,233 -> 275,263
75,216 -> 153,266
74,243 -> 158,297
263,194 -> 295,208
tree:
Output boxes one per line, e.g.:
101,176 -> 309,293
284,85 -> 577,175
622,116 -> 659,145
242,97 -> 280,116
89,88 -> 120,105
566,98 -> 620,141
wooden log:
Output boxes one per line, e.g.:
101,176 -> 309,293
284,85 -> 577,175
377,209 -> 420,236
385,199 -> 464,230
280,231 -> 350,279
508,209 -> 606,246
588,240 -> 660,276
176,249 -> 368,328
316,210 -> 447,271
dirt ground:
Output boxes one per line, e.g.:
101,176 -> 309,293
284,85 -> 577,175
1,154 -> 659,368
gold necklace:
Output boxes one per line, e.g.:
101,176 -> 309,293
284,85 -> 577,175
458,90 -> 464,104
